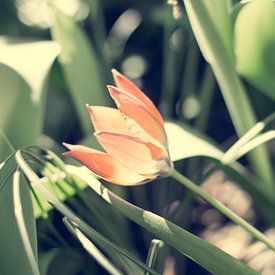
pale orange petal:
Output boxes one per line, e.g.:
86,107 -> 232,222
63,143 -> 146,185
95,131 -> 168,176
107,85 -> 167,147
112,69 -> 163,124
86,105 -> 131,134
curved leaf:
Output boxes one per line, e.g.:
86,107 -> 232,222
0,131 -> 37,275
164,121 -> 222,161
0,37 -> 60,148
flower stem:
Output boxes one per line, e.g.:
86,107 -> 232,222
171,169 -> 275,252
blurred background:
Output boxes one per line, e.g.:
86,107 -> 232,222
1,0 -> 275,274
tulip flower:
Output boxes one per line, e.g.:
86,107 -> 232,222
63,69 -> 173,185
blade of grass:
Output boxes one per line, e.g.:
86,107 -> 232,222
233,131 -> 275,162
12,170 -> 40,275
194,65 -> 216,132
160,4 -> 178,118
221,122 -> 265,164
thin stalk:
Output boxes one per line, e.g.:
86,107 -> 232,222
29,170 -> 68,246
87,0 -> 110,82
173,166 -> 218,225
145,239 -> 164,275
179,37 -> 200,114
160,4 -> 177,117
183,0 -> 274,192
194,65 -> 215,132
171,169 -> 275,252
29,184 -> 48,219
221,122 -> 265,164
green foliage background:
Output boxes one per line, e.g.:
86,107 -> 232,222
1,0 -> 275,274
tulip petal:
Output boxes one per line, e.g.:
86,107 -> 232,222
86,104 -> 161,147
86,105 -> 131,134
112,69 -> 163,124
107,85 -> 167,147
63,143 -> 146,185
95,130 -> 168,176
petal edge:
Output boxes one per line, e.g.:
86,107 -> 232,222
63,143 -> 146,185
112,69 -> 163,124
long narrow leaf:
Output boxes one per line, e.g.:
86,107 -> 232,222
66,165 -> 257,275
12,171 -> 40,275
0,132 -> 37,275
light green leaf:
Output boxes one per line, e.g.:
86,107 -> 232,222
67,166 -> 257,275
234,0 -> 275,100
203,0 -> 234,59
51,8 -> 108,134
12,171 -> 40,275
233,130 -> 275,161
164,121 -> 223,161
0,131 -> 37,275
0,37 -> 60,148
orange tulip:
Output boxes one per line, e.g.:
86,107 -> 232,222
63,69 -> 173,185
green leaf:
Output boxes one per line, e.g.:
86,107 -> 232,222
51,8 -> 108,134
203,0 -> 234,59
184,0 -> 274,191
0,37 -> 60,148
164,121 -> 223,161
234,0 -> 275,100
12,171 -> 40,275
67,166 -> 257,275
230,130 -> 275,162
0,129 -> 14,158
0,131 -> 37,275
